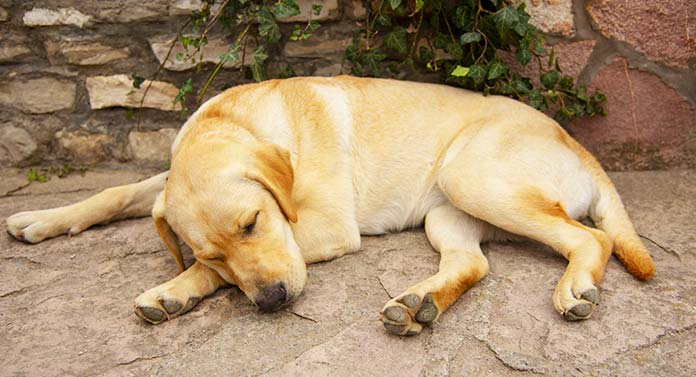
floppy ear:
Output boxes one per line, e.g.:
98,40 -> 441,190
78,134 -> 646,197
152,191 -> 186,274
248,143 -> 298,223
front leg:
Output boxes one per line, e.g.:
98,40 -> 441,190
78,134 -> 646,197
381,204 -> 491,335
134,262 -> 227,324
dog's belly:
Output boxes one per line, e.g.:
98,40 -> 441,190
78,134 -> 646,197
356,180 -> 448,235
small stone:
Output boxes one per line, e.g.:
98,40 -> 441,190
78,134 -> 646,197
510,0 -> 575,36
45,39 -> 129,66
23,7 -> 92,28
85,75 -> 181,111
92,2 -> 169,23
568,57 -> 695,170
149,35 -> 251,71
587,0 -> 696,69
276,0 -> 340,23
169,0 -> 204,16
0,7 -> 9,22
0,126 -> 37,164
345,0 -> 366,20
128,129 -> 179,163
55,130 -> 114,165
0,45 -> 31,62
284,37 -> 352,58
314,63 -> 343,77
0,78 -> 76,114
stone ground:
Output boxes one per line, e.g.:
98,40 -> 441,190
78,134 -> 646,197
0,168 -> 694,377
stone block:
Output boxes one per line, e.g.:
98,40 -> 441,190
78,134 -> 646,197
568,57 -> 695,170
55,130 -> 115,165
149,35 -> 251,71
345,0 -> 366,20
128,129 -> 179,162
85,75 -> 181,111
511,0 -> 575,36
587,0 -> 696,69
0,126 -> 37,164
0,78 -> 76,114
284,37 -> 352,58
45,38 -> 129,66
276,0 -> 340,23
23,7 -> 92,28
0,7 -> 9,22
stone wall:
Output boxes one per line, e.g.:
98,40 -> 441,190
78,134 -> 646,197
0,0 -> 694,170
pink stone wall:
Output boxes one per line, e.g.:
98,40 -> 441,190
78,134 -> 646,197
0,0 -> 694,170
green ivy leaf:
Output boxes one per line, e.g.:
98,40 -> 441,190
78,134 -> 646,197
451,65 -> 470,77
219,43 -> 240,64
389,0 -> 402,10
558,75 -> 574,90
528,89 -> 544,109
272,0 -> 300,18
312,4 -> 323,16
467,64 -> 487,86
173,78 -> 193,115
487,61 -> 508,80
516,47 -> 532,66
493,7 -> 519,30
419,46 -> 435,63
540,70 -> 559,90
251,45 -> 269,82
258,7 -> 281,43
384,26 -> 408,54
460,32 -> 482,44
131,74 -> 145,89
414,0 -> 425,13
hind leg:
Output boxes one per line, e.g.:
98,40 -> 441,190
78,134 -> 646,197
439,156 -> 612,320
381,204 -> 491,335
6,172 -> 167,243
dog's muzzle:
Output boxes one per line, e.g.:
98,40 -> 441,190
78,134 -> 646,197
254,282 -> 289,312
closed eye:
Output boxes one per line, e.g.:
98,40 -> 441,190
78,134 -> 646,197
241,210 -> 260,235
205,254 -> 225,263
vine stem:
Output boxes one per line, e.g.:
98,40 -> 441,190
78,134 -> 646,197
197,21 -> 252,104
136,18 -> 191,129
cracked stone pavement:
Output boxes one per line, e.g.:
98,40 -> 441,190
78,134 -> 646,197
0,168 -> 694,376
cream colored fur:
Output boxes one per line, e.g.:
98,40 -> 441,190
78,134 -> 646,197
6,76 -> 654,335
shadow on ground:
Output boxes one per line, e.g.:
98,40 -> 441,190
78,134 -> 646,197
1,169 -> 694,376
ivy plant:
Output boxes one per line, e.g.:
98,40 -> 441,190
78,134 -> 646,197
346,0 -> 606,122
133,0 -> 606,123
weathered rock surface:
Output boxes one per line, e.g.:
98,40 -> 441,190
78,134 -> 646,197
512,0 -> 575,36
85,75 -> 181,111
0,169 -> 694,376
587,0 -> 696,69
45,38 -> 129,66
55,130 -> 116,165
0,126 -> 37,164
501,39 -> 597,87
128,129 -> 178,163
0,7 -> 8,22
22,7 -> 92,28
0,78 -> 76,114
149,35 -> 251,71
568,57 -> 695,170
284,37 -> 352,58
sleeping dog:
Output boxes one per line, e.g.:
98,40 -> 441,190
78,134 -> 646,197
6,76 -> 654,335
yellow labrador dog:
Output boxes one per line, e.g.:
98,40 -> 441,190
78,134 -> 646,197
6,76 -> 654,335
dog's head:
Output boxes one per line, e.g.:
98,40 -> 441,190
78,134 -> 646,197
152,125 -> 306,312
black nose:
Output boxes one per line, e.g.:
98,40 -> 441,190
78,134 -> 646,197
254,282 -> 288,312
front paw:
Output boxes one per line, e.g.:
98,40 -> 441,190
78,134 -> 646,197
134,284 -> 201,325
6,209 -> 75,244
380,293 -> 440,336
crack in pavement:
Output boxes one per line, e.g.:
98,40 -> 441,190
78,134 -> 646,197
639,233 -> 683,261
0,187 -> 96,198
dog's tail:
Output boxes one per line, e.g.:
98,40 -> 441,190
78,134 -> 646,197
572,141 -> 655,281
